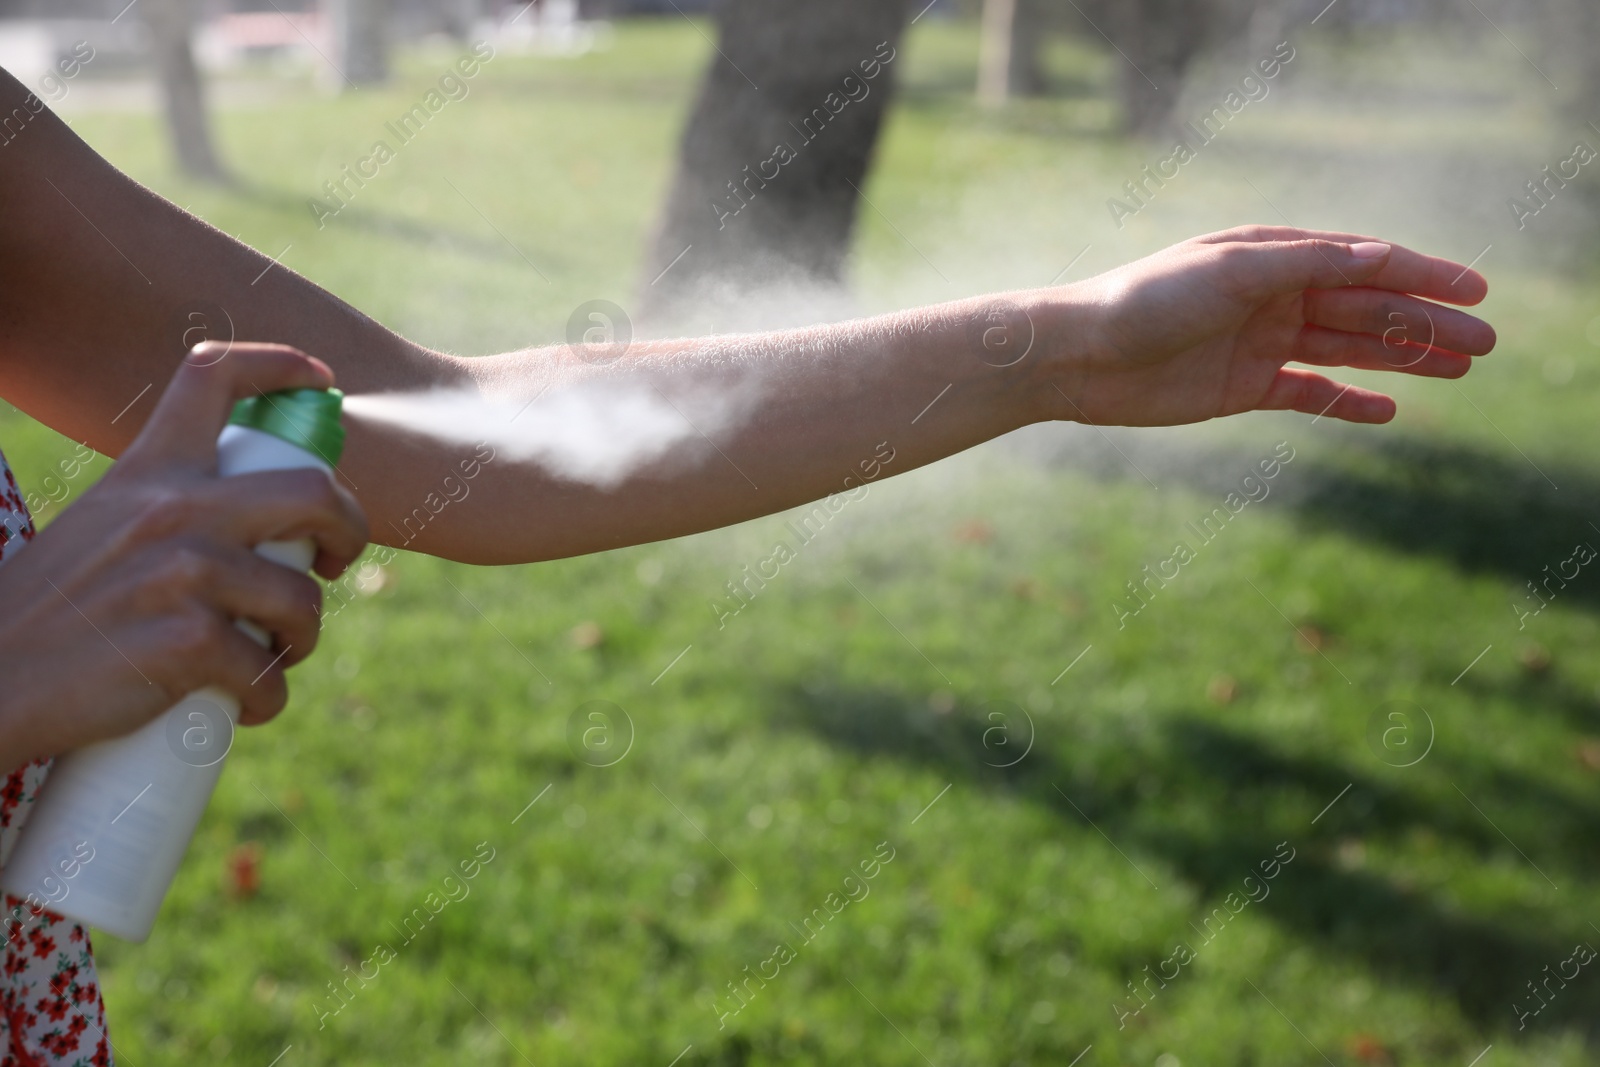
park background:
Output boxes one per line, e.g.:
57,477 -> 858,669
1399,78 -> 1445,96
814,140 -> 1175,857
3,0 -> 1600,1063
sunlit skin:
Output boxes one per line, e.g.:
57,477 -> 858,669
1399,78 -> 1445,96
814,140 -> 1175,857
0,67 -> 1494,764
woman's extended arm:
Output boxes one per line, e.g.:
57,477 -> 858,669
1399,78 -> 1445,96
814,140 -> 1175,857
0,70 -> 1493,565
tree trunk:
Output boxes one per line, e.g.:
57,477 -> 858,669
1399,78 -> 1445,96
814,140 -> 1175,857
1009,0 -> 1045,97
1545,0 -> 1600,126
979,0 -> 1043,105
1109,0 -> 1210,137
331,0 -> 391,88
141,0 -> 226,182
1099,0 -> 1272,137
1537,0 -> 1600,222
637,0 -> 912,330
434,0 -> 479,40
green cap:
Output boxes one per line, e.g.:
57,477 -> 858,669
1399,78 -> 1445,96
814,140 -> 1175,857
228,388 -> 346,466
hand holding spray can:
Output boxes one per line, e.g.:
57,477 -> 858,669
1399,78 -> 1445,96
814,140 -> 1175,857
0,387 -> 346,942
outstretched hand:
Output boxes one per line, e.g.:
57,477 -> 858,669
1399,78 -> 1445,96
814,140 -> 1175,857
1043,225 -> 1495,427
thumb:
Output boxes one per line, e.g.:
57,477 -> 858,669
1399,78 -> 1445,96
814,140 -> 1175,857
1233,239 -> 1392,297
123,342 -> 335,471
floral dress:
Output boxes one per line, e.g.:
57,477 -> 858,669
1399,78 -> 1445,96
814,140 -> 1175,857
0,450 -> 112,1067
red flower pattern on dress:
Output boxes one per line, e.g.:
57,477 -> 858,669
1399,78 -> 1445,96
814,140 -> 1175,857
34,995 -> 67,1025
27,933 -> 53,964
0,446 -> 114,1066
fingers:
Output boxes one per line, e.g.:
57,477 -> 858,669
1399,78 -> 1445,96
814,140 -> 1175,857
205,546 -> 326,671
1294,325 -> 1472,379
1256,367 -> 1396,424
152,543 -> 317,723
208,469 -> 369,579
126,343 -> 335,471
208,624 -> 291,727
1301,288 -> 1496,355
1364,249 -> 1489,306
1196,225 -> 1490,305
142,601 -> 290,727
1220,238 -> 1394,298
140,539 -> 326,669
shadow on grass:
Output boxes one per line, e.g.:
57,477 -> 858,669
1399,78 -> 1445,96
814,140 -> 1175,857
1033,428 -> 1600,617
1288,435 -> 1600,612
770,680 -> 1600,1046
234,182 -> 546,268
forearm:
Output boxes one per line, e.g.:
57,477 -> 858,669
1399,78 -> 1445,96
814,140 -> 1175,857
363,297 -> 1058,564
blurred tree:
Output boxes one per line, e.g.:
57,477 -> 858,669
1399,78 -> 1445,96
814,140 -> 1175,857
1538,0 -> 1600,126
330,0 -> 391,86
1050,0 -> 1286,136
1100,0 -> 1233,136
966,0 -> 1272,134
141,0 -> 226,182
1532,0 -> 1600,223
433,0 -> 480,39
978,0 -> 1044,105
638,0 -> 912,326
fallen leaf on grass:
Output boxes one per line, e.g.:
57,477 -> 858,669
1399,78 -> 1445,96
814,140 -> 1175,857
1294,625 -> 1328,653
1207,674 -> 1238,705
226,842 -> 263,900
952,519 -> 994,545
1344,1032 -> 1393,1065
1519,643 -> 1552,674
570,621 -> 604,650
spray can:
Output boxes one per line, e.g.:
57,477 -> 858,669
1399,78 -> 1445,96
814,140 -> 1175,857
0,388 -> 346,941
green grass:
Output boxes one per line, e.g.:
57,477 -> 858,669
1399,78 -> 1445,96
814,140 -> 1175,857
6,15 -> 1600,1066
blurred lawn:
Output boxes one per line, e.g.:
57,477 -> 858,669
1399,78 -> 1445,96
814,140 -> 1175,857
6,15 -> 1600,1066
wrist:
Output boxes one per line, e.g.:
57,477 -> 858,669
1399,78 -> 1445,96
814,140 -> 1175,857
1010,283 -> 1107,426
920,294 -> 1049,435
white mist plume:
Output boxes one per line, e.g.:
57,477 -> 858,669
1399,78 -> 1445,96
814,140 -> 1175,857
344,379 -> 744,489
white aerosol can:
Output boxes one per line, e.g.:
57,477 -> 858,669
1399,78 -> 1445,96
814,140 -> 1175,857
0,388 -> 346,941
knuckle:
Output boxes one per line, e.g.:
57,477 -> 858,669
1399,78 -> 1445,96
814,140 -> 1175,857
168,608 -> 226,662
1381,298 -> 1417,326
1206,224 -> 1258,244
1212,243 -> 1253,270
289,469 -> 341,514
1210,244 -> 1262,296
185,340 -> 229,364
163,544 -> 215,591
280,570 -> 324,622
247,669 -> 290,717
129,486 -> 194,540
